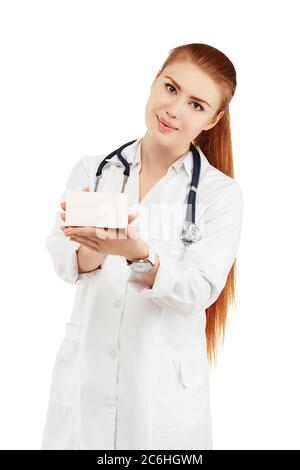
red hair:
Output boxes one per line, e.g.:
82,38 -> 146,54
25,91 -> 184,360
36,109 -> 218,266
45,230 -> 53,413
155,43 -> 238,369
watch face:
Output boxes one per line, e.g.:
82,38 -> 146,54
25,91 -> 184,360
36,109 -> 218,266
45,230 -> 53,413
131,261 -> 153,273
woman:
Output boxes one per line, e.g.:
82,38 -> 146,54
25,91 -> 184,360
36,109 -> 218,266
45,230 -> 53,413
41,43 -> 243,450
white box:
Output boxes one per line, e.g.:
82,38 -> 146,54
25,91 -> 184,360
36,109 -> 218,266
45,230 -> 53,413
64,190 -> 128,228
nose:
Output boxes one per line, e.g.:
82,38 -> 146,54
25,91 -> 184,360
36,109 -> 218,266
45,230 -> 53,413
166,98 -> 184,121
164,109 -> 179,129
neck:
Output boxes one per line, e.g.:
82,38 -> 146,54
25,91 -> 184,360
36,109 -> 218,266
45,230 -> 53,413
140,132 -> 190,174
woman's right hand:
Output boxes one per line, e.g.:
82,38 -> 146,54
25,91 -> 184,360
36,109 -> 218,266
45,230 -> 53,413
59,186 -> 100,252
59,187 -> 108,272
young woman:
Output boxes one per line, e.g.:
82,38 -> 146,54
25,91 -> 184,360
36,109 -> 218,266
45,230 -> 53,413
41,43 -> 243,450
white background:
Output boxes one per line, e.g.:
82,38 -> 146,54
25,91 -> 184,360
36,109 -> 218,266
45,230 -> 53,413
0,0 -> 299,450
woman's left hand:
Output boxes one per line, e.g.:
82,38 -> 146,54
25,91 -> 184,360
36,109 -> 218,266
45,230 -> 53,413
60,214 -> 148,261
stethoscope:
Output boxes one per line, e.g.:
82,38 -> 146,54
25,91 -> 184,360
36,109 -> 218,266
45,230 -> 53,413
94,139 -> 202,246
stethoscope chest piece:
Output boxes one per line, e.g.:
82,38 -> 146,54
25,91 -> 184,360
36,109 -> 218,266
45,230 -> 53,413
181,221 -> 202,246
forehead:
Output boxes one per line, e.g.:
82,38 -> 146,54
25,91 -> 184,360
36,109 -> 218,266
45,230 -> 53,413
162,62 -> 221,109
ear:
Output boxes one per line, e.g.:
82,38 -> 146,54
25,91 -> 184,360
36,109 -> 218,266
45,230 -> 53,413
203,110 -> 225,131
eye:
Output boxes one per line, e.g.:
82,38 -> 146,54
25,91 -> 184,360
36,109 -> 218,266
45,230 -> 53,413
165,83 -> 176,95
191,102 -> 204,111
164,82 -> 204,111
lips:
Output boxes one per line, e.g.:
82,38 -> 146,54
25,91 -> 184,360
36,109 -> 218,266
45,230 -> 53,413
157,116 -> 178,130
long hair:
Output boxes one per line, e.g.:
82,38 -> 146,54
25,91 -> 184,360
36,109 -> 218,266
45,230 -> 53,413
155,43 -> 238,369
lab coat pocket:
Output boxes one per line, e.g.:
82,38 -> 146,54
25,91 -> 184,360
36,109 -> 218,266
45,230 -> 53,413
151,345 -> 209,432
48,322 -> 83,408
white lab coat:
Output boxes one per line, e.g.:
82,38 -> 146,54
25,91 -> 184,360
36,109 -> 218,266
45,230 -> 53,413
41,137 -> 243,450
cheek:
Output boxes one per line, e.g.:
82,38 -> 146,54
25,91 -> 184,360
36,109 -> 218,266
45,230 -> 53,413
149,90 -> 168,111
189,115 -> 205,132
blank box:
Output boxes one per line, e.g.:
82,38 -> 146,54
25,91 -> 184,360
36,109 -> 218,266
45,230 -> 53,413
64,190 -> 128,228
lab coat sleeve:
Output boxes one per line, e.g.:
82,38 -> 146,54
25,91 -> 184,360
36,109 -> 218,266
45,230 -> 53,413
45,157 -> 108,285
127,181 -> 243,316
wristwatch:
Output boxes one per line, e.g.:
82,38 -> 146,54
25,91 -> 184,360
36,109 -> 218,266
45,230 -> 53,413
126,245 -> 156,273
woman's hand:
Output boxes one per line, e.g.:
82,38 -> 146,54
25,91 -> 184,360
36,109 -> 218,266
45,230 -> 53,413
60,189 -> 148,260
60,187 -> 102,253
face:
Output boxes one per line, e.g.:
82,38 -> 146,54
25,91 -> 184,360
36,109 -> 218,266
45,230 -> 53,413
144,61 -> 224,147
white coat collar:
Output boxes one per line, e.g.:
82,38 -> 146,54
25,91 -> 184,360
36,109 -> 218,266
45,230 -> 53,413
107,137 -> 210,179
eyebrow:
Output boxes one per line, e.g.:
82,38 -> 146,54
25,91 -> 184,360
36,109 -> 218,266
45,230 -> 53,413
164,75 -> 212,108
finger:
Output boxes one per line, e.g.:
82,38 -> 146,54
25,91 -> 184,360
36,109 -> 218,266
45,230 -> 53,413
96,227 -> 109,239
127,224 -> 140,240
68,233 -> 104,243
116,228 -> 128,240
61,224 -> 79,233
61,225 -> 70,234
96,227 -> 125,240
81,187 -> 90,192
73,233 -> 103,243
128,214 -> 138,225
87,235 -> 107,243
60,201 -> 66,210
69,235 -> 99,252
60,212 -> 65,222
64,226 -> 97,237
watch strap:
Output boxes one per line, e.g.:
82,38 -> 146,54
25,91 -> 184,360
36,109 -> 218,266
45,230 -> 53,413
126,245 -> 156,267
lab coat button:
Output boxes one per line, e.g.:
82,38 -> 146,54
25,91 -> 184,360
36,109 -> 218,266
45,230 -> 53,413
107,401 -> 116,409
109,350 -> 118,359
113,300 -> 121,308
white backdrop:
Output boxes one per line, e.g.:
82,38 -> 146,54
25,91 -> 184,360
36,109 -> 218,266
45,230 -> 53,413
0,0 -> 299,450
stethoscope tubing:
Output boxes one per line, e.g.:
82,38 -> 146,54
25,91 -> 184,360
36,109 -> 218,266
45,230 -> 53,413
94,139 -> 202,245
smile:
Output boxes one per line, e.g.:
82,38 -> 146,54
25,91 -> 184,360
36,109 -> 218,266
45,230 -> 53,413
157,115 -> 178,132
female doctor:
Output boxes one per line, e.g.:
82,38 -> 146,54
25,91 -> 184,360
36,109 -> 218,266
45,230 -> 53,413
41,43 -> 243,450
